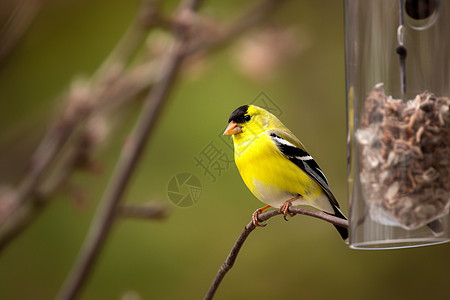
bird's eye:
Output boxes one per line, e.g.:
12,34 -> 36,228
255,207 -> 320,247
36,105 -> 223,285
244,115 -> 251,122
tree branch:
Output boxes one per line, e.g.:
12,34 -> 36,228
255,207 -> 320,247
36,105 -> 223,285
0,0 -> 45,66
0,0 -> 164,250
0,0 -> 289,252
203,207 -> 349,300
186,0 -> 288,57
117,203 -> 169,220
55,2 -> 202,300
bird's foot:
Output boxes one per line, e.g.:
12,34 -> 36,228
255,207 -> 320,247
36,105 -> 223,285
279,196 -> 302,221
252,205 -> 272,227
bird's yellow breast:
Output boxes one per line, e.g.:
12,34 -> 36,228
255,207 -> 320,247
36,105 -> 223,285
233,132 -> 323,207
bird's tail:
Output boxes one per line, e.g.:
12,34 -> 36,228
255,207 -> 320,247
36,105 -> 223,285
325,204 -> 349,243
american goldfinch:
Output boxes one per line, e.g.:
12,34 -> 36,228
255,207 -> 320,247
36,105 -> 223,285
223,105 -> 348,241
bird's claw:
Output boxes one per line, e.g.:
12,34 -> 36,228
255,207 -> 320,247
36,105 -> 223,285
279,196 -> 301,221
252,205 -> 272,227
252,208 -> 267,227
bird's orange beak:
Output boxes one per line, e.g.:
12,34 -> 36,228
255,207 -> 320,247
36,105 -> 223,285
223,121 -> 242,135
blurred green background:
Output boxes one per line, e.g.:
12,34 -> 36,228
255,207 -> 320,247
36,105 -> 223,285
0,0 -> 449,299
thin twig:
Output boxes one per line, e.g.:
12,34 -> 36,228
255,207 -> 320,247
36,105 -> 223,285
0,0 -> 288,251
55,2 -> 202,300
186,0 -> 288,56
0,136 -> 89,252
1,0 -> 155,223
0,1 -> 163,250
0,0 -> 45,66
91,1 -> 161,84
117,203 -> 169,220
203,207 -> 349,300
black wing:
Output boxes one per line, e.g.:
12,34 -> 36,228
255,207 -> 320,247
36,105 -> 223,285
269,132 -> 339,208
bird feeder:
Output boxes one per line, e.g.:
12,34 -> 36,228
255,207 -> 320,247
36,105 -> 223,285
345,0 -> 450,249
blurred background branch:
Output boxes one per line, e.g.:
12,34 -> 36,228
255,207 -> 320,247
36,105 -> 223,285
117,203 -> 169,220
55,1 -> 199,298
0,0 -> 46,66
0,0 -> 290,298
0,0 -> 288,253
0,0 -> 166,251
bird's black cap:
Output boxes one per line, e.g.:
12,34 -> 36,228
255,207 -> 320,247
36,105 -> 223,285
228,105 -> 249,123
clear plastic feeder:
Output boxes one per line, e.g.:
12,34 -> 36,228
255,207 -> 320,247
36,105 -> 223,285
345,0 -> 450,249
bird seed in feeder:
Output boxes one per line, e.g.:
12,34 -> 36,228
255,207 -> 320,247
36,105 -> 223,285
356,84 -> 450,230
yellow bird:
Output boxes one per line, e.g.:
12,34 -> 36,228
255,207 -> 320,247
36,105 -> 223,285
223,105 -> 348,241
